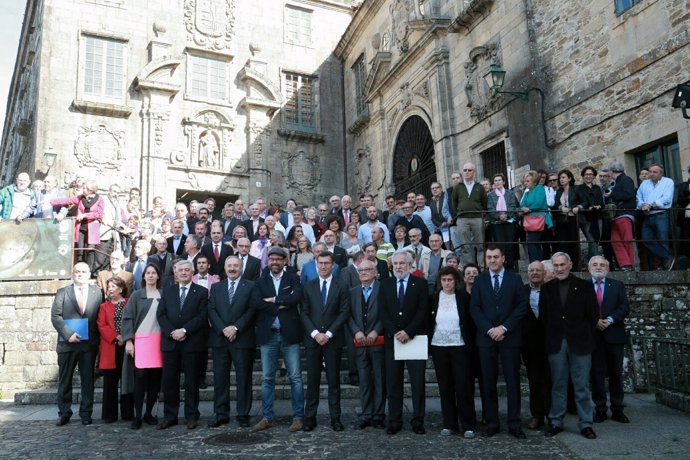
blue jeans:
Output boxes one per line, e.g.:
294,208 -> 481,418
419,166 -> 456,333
260,332 -> 304,421
548,339 -> 593,430
641,212 -> 673,265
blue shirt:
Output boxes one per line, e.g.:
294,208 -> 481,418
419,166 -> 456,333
636,177 -> 674,210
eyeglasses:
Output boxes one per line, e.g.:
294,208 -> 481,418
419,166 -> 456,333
463,169 -> 474,172
548,178 -> 557,182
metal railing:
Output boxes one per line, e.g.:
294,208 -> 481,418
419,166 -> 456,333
653,338 -> 690,393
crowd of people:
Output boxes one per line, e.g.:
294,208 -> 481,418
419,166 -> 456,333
28,160 -> 654,439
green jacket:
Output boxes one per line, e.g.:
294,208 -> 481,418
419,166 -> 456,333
0,185 -> 36,220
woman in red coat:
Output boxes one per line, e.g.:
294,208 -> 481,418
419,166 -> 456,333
51,179 -> 104,273
97,276 -> 133,423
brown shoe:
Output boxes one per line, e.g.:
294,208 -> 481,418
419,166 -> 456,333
288,419 -> 303,432
251,418 -> 273,433
527,417 -> 544,429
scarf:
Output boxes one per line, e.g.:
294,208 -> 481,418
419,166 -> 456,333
495,188 -> 507,212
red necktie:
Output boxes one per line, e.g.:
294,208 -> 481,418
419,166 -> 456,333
77,287 -> 86,315
344,210 -> 349,226
214,244 -> 220,262
595,280 -> 603,318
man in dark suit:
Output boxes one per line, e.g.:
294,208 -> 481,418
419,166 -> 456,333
236,237 -> 261,281
340,251 -> 365,289
51,262 -> 103,426
167,220 -> 187,256
363,243 -> 390,281
379,250 -> 428,435
241,203 -> 265,241
251,247 -> 305,433
588,255 -> 631,424
200,226 -> 234,277
207,256 -> 256,428
540,252 -> 599,439
348,259 -> 386,429
126,239 -> 151,289
469,245 -> 528,438
521,261 -> 551,430
300,251 -> 351,432
322,229 -> 348,269
156,259 -> 208,430
148,237 -> 174,287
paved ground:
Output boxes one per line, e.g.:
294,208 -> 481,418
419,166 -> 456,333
0,393 -> 687,459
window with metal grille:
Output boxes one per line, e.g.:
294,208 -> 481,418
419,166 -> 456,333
283,73 -> 316,131
633,137 -> 681,184
285,5 -> 312,46
353,55 -> 368,117
479,141 -> 507,181
84,35 -> 125,99
189,55 -> 227,101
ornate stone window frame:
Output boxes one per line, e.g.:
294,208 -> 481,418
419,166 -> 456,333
184,48 -> 233,107
279,68 -> 321,138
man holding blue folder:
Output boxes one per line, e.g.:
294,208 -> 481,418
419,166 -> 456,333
51,262 -> 103,426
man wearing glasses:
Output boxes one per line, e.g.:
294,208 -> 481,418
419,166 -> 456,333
452,163 -> 487,269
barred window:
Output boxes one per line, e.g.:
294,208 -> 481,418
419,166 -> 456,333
285,5 -> 312,46
353,55 -> 368,117
84,35 -> 125,98
189,55 -> 227,101
480,141 -> 507,184
283,73 -> 317,131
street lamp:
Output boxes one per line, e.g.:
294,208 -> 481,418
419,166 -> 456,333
43,147 -> 58,172
672,84 -> 690,119
483,64 -> 529,100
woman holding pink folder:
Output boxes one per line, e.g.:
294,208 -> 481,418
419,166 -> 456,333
121,263 -> 163,430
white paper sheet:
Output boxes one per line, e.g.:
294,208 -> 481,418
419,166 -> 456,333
393,335 -> 428,360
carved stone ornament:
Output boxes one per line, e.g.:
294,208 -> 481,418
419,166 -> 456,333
172,109 -> 237,171
247,123 -> 272,169
390,0 -> 416,53
184,0 -> 236,51
464,43 -> 501,121
354,147 -> 372,198
400,82 -> 413,109
283,150 -> 321,192
74,124 -> 126,172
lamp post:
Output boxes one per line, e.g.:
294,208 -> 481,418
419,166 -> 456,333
483,64 -> 529,100
672,85 -> 690,120
43,147 -> 58,173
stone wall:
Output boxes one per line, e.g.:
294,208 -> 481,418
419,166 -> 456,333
1,271 -> 688,399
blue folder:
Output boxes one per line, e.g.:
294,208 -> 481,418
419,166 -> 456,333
59,318 -> 89,341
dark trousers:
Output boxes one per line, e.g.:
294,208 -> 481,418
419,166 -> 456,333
101,344 -> 133,421
470,345 -> 488,420
355,345 -> 386,423
431,345 -> 476,432
305,344 -> 342,420
57,348 -> 96,419
93,238 -> 113,274
478,344 -> 522,430
554,216 -> 580,269
385,344 -> 425,427
161,350 -> 202,422
521,346 -> 551,419
211,346 -> 254,421
133,367 -> 162,419
77,228 -> 96,273
492,223 -> 516,269
591,338 -> 625,412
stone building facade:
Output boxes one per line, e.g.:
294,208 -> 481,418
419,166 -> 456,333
0,0 -> 356,209
335,0 -> 690,201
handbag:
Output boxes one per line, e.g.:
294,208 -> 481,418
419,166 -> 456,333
523,214 -> 545,232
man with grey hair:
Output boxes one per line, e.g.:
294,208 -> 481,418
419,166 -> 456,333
540,252 -> 599,439
636,162 -> 675,270
452,162 -> 488,269
0,172 -> 36,221
587,255 -> 631,424
604,161 -> 637,271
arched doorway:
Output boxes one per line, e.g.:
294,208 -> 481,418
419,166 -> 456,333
392,115 -> 437,200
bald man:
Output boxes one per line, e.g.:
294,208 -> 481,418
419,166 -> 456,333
0,172 -> 37,221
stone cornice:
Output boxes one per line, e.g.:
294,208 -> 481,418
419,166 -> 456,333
277,129 -> 326,143
334,0 -> 386,59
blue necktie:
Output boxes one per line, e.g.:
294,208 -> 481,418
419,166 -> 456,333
179,286 -> 187,308
398,279 -> 405,310
228,280 -> 236,303
321,280 -> 328,309
493,274 -> 500,296
363,286 -> 372,303
133,260 -> 144,288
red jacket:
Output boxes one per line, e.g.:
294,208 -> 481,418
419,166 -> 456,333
51,195 -> 104,245
97,299 -> 128,370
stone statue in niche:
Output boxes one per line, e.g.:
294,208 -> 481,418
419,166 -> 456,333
198,130 -> 220,168
355,148 -> 372,198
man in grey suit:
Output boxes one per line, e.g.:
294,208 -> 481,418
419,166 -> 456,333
51,262 -> 104,426
301,251 -> 351,432
348,259 -> 386,429
207,256 -> 256,428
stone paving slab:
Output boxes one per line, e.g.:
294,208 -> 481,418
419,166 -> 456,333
0,394 -> 687,460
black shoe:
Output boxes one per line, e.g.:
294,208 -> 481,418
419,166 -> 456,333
143,413 -> 158,425
56,416 -> 70,427
303,418 -> 316,432
482,427 -> 500,437
349,375 -> 360,386
186,418 -> 199,429
198,379 -> 208,390
611,410 -> 630,423
208,418 -> 230,428
509,428 -> 527,439
331,419 -> 344,431
386,424 -> 402,435
372,420 -> 386,429
130,418 -> 143,430
593,410 -> 608,423
103,417 -> 117,424
237,418 -> 250,428
411,424 -> 426,435
352,420 -> 371,430
158,419 -> 178,430
544,425 -> 563,437
279,368 -> 287,377
581,427 -> 597,439
81,417 -> 93,426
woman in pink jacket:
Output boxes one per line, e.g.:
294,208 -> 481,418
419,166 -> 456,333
52,179 -> 104,272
